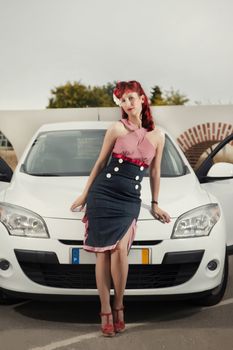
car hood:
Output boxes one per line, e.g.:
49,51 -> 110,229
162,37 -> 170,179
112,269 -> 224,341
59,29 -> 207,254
3,172 -> 211,221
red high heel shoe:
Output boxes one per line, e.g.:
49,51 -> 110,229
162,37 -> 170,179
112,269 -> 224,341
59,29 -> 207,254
99,312 -> 115,337
113,306 -> 125,333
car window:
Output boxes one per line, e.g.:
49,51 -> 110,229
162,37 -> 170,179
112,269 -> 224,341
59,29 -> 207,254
159,135 -> 187,177
212,141 -> 233,165
21,130 -> 187,177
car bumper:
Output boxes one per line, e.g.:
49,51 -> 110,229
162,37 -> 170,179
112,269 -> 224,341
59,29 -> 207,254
0,216 -> 226,297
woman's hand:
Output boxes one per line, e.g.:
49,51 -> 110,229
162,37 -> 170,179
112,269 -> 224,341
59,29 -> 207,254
150,204 -> 171,223
70,194 -> 87,212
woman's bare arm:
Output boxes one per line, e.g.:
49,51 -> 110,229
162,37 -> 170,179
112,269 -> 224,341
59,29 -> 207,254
82,123 -> 119,197
149,130 -> 165,203
149,130 -> 170,223
70,121 -> 122,210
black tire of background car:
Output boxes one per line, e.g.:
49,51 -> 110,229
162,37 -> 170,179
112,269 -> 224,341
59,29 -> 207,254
0,289 -> 23,305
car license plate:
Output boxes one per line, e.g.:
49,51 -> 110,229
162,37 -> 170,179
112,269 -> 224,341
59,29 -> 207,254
71,247 -> 151,264
129,248 -> 151,264
71,248 -> 95,264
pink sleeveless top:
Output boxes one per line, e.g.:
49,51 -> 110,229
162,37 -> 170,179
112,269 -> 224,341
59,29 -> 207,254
112,118 -> 156,166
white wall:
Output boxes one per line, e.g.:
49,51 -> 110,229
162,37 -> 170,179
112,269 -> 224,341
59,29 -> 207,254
0,105 -> 233,159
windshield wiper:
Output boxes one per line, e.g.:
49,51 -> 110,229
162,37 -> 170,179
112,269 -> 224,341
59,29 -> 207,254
27,173 -> 61,176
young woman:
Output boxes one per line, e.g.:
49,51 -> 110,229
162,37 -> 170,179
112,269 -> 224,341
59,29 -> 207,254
70,80 -> 171,337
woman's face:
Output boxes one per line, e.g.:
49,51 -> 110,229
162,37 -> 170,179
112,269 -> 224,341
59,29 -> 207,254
120,90 -> 145,117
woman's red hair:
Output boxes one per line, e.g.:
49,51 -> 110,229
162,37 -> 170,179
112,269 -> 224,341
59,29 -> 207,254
113,80 -> 155,131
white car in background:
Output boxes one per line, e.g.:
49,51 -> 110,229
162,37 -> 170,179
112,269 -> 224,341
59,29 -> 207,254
0,121 -> 232,306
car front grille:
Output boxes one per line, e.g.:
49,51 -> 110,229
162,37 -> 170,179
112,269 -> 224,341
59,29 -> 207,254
16,261 -> 201,289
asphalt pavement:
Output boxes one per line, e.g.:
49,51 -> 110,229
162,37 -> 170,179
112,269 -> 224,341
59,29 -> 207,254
1,256 -> 233,350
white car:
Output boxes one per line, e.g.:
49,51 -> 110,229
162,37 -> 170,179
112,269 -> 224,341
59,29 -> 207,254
0,121 -> 232,306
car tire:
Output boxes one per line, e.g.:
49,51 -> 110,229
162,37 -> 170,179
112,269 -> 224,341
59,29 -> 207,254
0,289 -> 23,305
190,250 -> 228,307
0,289 -> 11,305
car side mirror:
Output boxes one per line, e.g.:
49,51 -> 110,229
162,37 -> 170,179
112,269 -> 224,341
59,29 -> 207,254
207,162 -> 233,178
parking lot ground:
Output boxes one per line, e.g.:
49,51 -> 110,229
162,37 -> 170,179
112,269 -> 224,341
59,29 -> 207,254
1,256 -> 233,350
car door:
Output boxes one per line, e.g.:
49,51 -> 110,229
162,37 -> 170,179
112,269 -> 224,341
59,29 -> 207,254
0,157 -> 13,192
195,133 -> 233,249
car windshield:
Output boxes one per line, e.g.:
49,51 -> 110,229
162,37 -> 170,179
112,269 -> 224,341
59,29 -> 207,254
21,129 -> 187,177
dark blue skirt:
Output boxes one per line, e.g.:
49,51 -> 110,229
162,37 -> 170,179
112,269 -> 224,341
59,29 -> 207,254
82,156 -> 147,252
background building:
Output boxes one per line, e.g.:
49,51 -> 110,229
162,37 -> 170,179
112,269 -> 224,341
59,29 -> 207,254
0,105 -> 233,171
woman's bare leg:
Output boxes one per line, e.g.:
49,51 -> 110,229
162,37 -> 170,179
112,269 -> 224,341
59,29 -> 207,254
110,226 -> 132,320
95,251 -> 113,326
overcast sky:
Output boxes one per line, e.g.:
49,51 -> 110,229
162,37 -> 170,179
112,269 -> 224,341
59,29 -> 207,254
1,0 -> 233,109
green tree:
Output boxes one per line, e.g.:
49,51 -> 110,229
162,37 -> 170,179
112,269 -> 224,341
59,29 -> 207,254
47,81 -> 189,108
150,85 -> 167,105
47,81 -> 115,108
87,85 -> 114,107
102,82 -> 116,101
164,87 -> 189,105
150,85 -> 189,106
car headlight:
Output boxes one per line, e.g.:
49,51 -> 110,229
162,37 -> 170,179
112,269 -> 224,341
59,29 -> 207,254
172,203 -> 220,239
0,202 -> 49,238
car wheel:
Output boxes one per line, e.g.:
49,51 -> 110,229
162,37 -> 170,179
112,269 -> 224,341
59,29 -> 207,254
0,289 -> 23,305
0,289 -> 11,305
190,250 -> 228,307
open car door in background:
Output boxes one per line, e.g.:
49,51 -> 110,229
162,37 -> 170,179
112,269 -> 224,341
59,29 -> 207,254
196,133 -> 233,252
0,157 -> 13,192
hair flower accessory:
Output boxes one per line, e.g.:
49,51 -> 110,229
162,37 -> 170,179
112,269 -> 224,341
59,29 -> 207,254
113,93 -> 121,106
